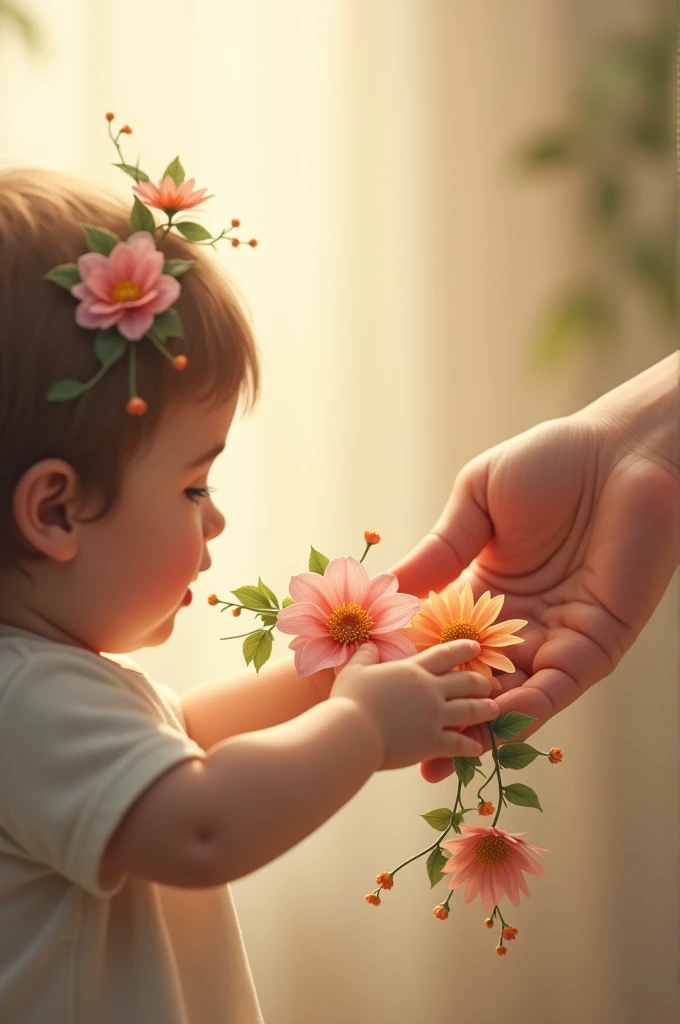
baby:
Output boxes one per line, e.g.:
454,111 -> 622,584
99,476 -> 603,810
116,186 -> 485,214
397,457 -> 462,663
0,166 -> 499,1023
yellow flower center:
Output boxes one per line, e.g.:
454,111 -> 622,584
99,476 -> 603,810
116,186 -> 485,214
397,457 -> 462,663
474,834 -> 511,868
112,280 -> 141,303
440,620 -> 480,644
326,603 -> 374,645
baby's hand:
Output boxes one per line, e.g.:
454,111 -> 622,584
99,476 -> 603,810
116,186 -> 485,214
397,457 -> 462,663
330,640 -> 499,771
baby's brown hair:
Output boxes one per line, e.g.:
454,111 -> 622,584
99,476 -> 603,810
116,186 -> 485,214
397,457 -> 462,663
0,168 -> 260,577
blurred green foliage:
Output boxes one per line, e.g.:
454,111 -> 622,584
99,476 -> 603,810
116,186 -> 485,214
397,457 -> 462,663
516,5 -> 675,364
0,1 -> 42,51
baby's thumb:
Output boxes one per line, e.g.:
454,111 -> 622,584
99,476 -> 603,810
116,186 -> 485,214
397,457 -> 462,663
347,642 -> 380,668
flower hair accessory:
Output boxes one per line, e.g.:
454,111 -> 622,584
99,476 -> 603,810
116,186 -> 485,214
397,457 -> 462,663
43,113 -> 257,416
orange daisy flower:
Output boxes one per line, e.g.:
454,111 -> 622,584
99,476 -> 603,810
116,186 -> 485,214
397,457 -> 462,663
400,583 -> 527,692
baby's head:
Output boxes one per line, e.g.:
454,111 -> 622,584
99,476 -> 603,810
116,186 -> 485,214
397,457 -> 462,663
0,168 -> 260,654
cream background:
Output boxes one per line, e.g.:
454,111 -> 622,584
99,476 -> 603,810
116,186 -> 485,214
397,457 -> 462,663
0,2 -> 677,1022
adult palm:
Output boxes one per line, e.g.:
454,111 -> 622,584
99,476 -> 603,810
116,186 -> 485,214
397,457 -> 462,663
391,408 -> 678,783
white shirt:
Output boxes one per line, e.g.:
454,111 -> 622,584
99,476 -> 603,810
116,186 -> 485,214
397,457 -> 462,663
0,624 -> 264,1024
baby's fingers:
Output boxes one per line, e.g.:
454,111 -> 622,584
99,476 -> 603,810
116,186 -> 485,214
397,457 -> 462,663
417,639 -> 482,675
444,696 -> 499,730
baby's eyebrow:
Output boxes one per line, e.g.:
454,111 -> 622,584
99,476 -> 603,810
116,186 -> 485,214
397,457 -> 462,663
185,442 -> 226,469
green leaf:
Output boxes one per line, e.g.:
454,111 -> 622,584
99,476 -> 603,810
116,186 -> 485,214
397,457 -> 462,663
163,258 -> 196,278
243,629 -> 273,673
426,846 -> 449,889
45,379 -> 86,402
94,329 -> 126,368
130,195 -> 156,234
420,808 -> 453,832
519,132 -> 580,171
82,224 -> 120,256
503,783 -> 542,812
257,612 -> 279,627
533,289 -> 615,366
282,596 -> 294,608
175,221 -> 212,242
257,578 -> 279,608
497,742 -> 541,770
43,263 -> 81,290
231,585 -> 271,612
309,546 -> 330,575
112,162 -> 150,183
150,307 -> 184,342
453,757 -> 477,788
492,712 -> 537,741
162,156 -> 185,186
451,812 -> 464,835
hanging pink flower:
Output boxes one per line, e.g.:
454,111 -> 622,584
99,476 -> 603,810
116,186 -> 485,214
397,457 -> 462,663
132,175 -> 213,213
441,825 -> 547,913
71,232 -> 180,341
276,556 -> 421,676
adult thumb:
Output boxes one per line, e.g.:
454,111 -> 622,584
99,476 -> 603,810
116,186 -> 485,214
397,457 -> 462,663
390,469 -> 491,598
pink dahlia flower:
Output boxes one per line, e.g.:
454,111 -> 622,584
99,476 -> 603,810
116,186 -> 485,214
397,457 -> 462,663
132,175 -> 213,213
441,825 -> 547,913
276,556 -> 421,676
71,231 -> 180,341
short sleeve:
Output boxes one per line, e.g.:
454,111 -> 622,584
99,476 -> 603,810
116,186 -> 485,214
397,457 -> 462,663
0,652 -> 205,898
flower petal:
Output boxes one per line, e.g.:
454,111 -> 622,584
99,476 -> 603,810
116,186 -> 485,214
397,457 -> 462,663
478,649 -> 516,673
117,307 -> 155,341
428,590 -> 450,625
482,619 -> 528,641
275,602 -> 329,637
288,572 -> 337,615
370,631 -> 418,662
475,593 -> 505,630
295,636 -> 349,676
365,573 -> 398,605
400,626 -> 440,647
368,593 -> 422,632
77,251 -> 109,279
126,231 -> 158,255
324,557 -> 370,606
442,584 -> 461,620
459,583 -> 474,622
469,590 -> 491,626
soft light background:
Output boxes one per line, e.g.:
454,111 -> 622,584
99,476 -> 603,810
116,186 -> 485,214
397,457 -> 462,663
1,2 -> 677,1023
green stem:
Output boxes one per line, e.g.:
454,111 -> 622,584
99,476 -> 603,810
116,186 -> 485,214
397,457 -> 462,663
358,542 -> 372,563
488,724 -> 504,828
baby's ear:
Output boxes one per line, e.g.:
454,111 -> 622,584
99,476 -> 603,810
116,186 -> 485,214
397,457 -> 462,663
12,458 -> 84,562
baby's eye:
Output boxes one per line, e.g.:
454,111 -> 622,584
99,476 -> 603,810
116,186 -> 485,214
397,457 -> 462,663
185,485 -> 217,504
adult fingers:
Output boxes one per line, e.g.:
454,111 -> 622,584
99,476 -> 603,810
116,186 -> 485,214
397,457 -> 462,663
389,466 -> 492,598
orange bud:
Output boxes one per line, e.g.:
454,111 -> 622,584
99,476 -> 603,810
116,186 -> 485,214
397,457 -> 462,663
125,396 -> 147,416
549,747 -> 563,764
207,594 -> 219,606
365,893 -> 381,907
105,111 -> 115,121
478,801 -> 495,817
173,354 -> 188,371
433,905 -> 449,921
232,608 -> 241,617
231,218 -> 241,227
231,238 -> 240,247
495,945 -> 508,956
502,926 -> 518,941
364,531 -> 381,545
121,125 -> 133,134
375,871 -> 393,890
248,239 -> 258,247
484,917 -> 494,929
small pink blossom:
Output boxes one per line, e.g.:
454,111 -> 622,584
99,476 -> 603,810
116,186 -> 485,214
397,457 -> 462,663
441,825 -> 547,913
71,232 -> 180,341
132,175 -> 213,213
276,556 -> 421,676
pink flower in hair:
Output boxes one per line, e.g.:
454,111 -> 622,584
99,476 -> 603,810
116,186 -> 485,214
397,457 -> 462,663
71,232 -> 180,341
132,175 -> 213,214
276,556 -> 421,676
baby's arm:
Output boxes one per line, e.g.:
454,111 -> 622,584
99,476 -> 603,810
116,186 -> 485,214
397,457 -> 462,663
182,658 -> 336,751
101,640 -> 496,889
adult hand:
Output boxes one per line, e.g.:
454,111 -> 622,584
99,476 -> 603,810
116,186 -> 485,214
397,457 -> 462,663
391,383 -> 679,783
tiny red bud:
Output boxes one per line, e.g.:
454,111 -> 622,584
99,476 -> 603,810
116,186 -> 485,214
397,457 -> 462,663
484,917 -> 494,929
120,125 -> 133,134
363,531 -> 381,545
375,871 -> 393,890
365,893 -> 381,907
105,111 -> 115,121
231,218 -> 241,227
248,239 -> 258,247
231,238 -> 240,247
125,396 -> 147,416
549,747 -> 563,764
502,926 -> 518,941
207,594 -> 219,606
495,945 -> 508,956
478,801 -> 495,817
232,608 -> 241,617
433,905 -> 449,920
173,354 -> 188,370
